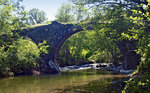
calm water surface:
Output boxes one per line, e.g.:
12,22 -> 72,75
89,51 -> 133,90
0,69 -> 128,93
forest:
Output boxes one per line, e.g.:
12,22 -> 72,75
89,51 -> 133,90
0,0 -> 150,93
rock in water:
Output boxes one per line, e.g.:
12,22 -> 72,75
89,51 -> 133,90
42,60 -> 60,74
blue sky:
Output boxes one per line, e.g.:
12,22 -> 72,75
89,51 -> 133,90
21,0 -> 69,21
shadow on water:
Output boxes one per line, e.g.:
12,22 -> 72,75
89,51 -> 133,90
0,69 -> 128,93
56,70 -> 127,93
56,77 -> 126,93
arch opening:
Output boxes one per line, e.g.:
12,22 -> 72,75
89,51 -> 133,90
55,29 -> 121,68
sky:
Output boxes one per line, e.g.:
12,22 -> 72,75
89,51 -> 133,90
21,0 -> 69,21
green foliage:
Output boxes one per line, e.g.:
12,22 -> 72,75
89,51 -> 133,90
0,37 -> 50,76
122,2 -> 150,92
89,52 -> 111,63
0,0 -> 52,77
38,40 -> 49,55
57,29 -> 119,66
122,77 -> 150,93
0,0 -> 24,76
85,51 -> 93,59
122,60 -> 150,93
0,38 -> 40,75
27,8 -> 48,25
55,3 -> 90,23
70,0 -> 149,92
55,3 -> 75,23
0,0 -> 27,35
0,0 -> 50,76
138,62 -> 150,76
74,5 -> 90,22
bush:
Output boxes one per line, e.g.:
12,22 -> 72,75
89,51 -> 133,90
138,61 -> 150,75
122,77 -> 150,93
122,60 -> 150,93
0,38 -> 40,76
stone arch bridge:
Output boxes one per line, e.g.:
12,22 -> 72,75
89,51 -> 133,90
21,21 -> 87,73
21,21 -> 140,74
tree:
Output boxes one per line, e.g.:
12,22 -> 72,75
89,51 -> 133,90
56,28 -> 118,66
74,5 -> 91,22
70,0 -> 147,69
0,0 -> 31,76
27,8 -> 48,25
122,1 -> 150,92
0,0 -> 49,76
71,0 -> 150,92
4,38 -> 40,74
55,3 -> 75,23
0,0 -> 28,48
0,0 -> 25,35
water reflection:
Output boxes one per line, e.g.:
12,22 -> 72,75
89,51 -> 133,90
0,69 -> 128,93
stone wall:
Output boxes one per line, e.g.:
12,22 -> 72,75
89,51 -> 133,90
116,40 -> 140,70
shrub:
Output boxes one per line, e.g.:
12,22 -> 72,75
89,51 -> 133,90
0,38 -> 40,75
122,60 -> 150,93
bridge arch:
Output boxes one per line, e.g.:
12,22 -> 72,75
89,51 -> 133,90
22,21 -> 85,73
54,26 -> 84,63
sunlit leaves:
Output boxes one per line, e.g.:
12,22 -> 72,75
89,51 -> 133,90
0,38 -> 41,75
0,0 -> 14,34
55,3 -> 75,23
0,0 -> 27,35
38,40 -> 49,55
8,38 -> 40,64
27,8 -> 48,25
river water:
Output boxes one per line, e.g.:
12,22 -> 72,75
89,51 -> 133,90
0,69 -> 128,93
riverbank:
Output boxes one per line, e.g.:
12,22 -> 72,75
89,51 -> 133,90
0,63 -> 133,78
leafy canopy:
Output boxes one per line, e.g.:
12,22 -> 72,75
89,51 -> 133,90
27,8 -> 48,25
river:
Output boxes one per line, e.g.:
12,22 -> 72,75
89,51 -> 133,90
0,69 -> 128,93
